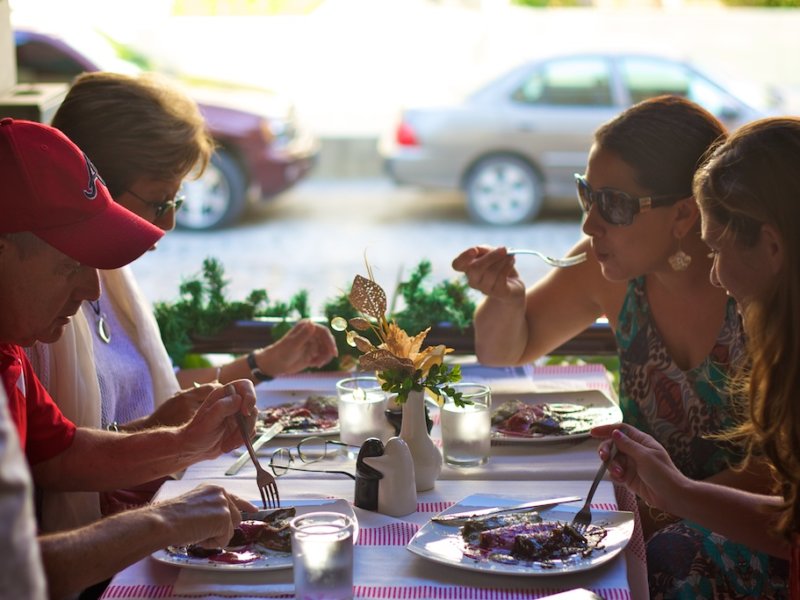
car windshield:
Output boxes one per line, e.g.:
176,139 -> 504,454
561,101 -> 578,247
689,58 -> 780,112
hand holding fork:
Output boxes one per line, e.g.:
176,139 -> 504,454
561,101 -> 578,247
572,443 -> 618,531
228,384 -> 280,509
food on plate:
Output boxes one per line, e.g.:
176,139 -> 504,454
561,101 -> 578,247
260,395 -> 338,433
491,400 -> 593,437
168,507 -> 296,565
447,510 -> 607,566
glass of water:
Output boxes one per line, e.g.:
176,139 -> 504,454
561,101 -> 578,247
291,511 -> 355,600
440,382 -> 491,467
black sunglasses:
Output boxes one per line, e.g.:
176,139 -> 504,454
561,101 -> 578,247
574,174 -> 689,226
127,187 -> 185,220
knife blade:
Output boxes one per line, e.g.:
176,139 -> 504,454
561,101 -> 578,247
240,507 -> 295,521
225,421 -> 284,476
432,495 -> 582,524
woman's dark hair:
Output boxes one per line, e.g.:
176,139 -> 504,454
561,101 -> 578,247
594,95 -> 727,196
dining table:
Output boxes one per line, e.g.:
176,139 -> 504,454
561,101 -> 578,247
100,361 -> 647,600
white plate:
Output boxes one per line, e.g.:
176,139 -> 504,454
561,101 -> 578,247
257,391 -> 339,439
407,494 -> 633,576
257,423 -> 340,440
491,389 -> 621,444
151,497 -> 357,572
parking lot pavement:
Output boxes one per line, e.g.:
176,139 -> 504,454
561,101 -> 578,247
130,177 -> 584,315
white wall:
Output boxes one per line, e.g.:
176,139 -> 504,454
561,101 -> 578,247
0,0 -> 15,94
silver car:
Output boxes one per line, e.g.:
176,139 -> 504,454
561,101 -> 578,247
380,53 -> 773,226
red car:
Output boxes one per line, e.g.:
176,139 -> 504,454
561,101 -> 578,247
14,27 -> 319,230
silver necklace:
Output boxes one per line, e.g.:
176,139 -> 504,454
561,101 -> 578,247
88,299 -> 111,344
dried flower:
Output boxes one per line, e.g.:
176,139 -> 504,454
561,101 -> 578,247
333,272 -> 465,405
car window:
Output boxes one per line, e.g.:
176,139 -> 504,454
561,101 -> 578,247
620,57 -> 739,116
512,58 -> 613,107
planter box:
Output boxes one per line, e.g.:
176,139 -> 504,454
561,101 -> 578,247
188,318 -> 616,357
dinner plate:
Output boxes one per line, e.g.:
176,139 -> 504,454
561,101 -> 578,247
261,423 -> 340,439
490,389 -> 621,444
258,392 -> 339,439
151,497 -> 357,571
407,493 -> 633,576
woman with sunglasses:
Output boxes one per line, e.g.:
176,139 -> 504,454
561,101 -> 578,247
26,72 -> 337,535
593,117 -> 800,599
452,95 -> 785,597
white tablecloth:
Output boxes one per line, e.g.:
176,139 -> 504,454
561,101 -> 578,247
100,363 -> 647,600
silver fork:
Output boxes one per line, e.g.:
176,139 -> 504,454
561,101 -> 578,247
572,443 -> 618,531
507,249 -> 588,268
234,412 -> 280,509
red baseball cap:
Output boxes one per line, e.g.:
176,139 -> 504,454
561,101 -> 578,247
0,118 -> 163,269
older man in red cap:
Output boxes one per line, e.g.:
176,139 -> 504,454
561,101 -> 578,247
0,118 -> 259,599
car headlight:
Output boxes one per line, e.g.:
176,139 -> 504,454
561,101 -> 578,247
260,118 -> 294,145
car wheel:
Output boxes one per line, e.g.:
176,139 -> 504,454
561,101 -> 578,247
176,148 -> 248,231
465,155 -> 544,226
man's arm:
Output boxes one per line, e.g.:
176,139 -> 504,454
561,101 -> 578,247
31,380 -> 256,492
40,485 -> 253,600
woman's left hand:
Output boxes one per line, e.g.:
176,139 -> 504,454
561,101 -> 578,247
256,319 -> 338,376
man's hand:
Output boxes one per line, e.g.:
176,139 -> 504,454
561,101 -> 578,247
180,379 -> 258,460
154,484 -> 257,549
144,383 -> 219,428
451,245 -> 526,302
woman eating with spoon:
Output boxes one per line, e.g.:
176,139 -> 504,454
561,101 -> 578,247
593,116 -> 800,599
452,95 -> 786,597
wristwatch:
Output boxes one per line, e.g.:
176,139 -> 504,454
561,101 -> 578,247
246,351 -> 274,382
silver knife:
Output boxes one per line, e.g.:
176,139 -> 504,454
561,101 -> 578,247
432,495 -> 582,523
225,421 -> 284,476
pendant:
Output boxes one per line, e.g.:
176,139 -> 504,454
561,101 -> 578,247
97,317 -> 111,344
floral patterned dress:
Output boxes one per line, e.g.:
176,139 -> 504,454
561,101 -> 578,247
616,276 -> 788,599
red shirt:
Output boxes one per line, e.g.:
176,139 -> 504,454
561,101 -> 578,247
0,344 -> 76,464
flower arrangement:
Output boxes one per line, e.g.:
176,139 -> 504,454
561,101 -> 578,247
331,270 -> 466,406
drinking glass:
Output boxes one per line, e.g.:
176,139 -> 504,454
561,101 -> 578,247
440,382 -> 491,467
291,511 -> 354,600
336,376 -> 392,445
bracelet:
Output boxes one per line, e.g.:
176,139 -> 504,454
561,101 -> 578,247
246,351 -> 274,382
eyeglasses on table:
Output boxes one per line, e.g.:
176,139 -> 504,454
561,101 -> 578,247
268,436 -> 358,480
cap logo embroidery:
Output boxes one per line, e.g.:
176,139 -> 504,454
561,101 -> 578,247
82,153 -> 106,200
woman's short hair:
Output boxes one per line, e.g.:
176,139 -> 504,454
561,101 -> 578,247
52,71 -> 214,197
594,95 -> 727,196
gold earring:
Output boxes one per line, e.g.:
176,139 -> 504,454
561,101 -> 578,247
668,238 -> 692,271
